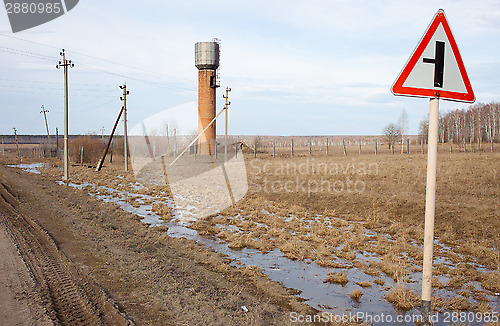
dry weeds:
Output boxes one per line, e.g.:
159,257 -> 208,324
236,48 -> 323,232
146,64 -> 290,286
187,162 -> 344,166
69,136 -> 105,164
350,289 -> 363,301
385,286 -> 419,311
326,272 -> 349,285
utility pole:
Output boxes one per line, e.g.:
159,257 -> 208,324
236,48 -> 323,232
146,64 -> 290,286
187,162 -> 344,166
40,105 -> 50,142
119,83 -> 129,172
223,87 -> 231,163
13,127 -> 19,156
56,49 -> 74,181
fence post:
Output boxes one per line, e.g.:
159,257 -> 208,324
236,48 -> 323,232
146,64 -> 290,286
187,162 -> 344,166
273,141 -> 276,158
375,139 -> 378,155
407,139 -> 410,155
291,139 -> 294,156
215,139 -> 218,159
309,139 -> 312,155
235,142 -> 238,158
359,138 -> 362,155
80,146 -> 84,164
326,138 -> 329,155
254,141 -> 257,158
343,139 -> 347,156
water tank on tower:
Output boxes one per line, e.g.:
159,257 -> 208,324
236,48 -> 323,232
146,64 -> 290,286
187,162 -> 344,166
195,42 -> 220,71
195,40 -> 220,155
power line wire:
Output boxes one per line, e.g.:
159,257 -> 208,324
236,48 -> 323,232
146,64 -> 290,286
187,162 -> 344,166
0,44 -> 194,92
0,33 -> 196,83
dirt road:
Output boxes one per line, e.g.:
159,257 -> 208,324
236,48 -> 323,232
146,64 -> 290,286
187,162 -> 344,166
0,162 -> 316,325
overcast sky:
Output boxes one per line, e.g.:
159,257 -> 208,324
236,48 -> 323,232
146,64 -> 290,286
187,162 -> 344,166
1,0 -> 499,136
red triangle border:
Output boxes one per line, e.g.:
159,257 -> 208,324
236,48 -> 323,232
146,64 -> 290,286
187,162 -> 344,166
391,10 -> 475,103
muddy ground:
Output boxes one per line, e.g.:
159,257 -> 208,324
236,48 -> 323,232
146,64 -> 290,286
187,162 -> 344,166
0,158 -> 325,326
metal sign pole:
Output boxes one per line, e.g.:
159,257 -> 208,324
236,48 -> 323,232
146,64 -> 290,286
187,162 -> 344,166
421,97 -> 439,325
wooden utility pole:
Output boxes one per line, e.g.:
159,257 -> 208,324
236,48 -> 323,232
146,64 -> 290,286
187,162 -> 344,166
13,128 -> 19,156
56,49 -> 74,181
173,129 -> 177,160
223,87 -> 231,163
120,83 -> 129,172
40,105 -> 50,141
96,107 -> 124,172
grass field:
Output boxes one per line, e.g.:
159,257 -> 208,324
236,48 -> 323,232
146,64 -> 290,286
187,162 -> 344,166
4,143 -> 499,318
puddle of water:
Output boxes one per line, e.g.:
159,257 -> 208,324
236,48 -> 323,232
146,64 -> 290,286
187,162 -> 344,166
7,163 -> 49,174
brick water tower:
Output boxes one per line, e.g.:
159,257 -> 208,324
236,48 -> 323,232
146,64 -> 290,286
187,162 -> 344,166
195,40 -> 220,155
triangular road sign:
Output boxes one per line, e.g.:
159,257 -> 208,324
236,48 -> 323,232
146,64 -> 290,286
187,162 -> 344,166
392,9 -> 475,103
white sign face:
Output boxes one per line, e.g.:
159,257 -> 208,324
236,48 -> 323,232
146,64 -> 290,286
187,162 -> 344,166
392,9 -> 475,103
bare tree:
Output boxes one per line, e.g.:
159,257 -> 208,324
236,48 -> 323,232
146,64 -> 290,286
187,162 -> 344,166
398,109 -> 408,154
383,123 -> 401,150
419,119 -> 429,144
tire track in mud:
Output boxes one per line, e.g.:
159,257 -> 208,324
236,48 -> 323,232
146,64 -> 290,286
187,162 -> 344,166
0,177 -> 132,326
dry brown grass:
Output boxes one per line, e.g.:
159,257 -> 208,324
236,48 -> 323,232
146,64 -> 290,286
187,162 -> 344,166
440,296 -> 472,311
326,272 -> 348,285
385,286 -> 419,311
246,152 -> 499,249
69,136 -> 105,164
480,271 -> 500,293
431,277 -> 446,289
350,289 -> 363,300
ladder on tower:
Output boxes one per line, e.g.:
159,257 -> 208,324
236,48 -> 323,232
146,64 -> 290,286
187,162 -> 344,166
212,37 -> 221,88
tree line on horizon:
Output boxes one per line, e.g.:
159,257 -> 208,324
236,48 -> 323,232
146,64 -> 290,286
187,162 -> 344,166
418,102 -> 500,146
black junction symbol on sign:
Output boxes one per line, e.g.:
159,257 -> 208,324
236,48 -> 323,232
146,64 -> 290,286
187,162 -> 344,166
423,41 -> 445,88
